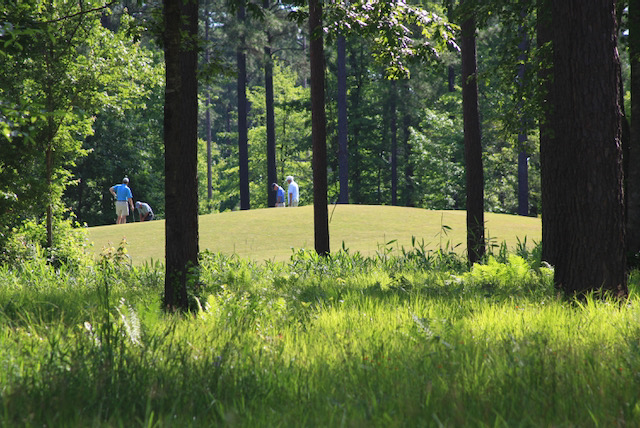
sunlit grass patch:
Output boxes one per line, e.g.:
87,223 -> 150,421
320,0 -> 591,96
87,205 -> 542,265
2,249 -> 640,426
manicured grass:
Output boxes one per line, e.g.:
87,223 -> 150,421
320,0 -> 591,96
87,205 -> 541,264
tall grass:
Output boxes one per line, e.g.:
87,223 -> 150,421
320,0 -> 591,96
1,243 -> 640,427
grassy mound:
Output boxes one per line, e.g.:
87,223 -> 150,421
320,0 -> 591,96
87,205 -> 541,264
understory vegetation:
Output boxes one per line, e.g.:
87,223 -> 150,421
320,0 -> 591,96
1,241 -> 640,427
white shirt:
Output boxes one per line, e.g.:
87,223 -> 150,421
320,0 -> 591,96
288,180 -> 299,202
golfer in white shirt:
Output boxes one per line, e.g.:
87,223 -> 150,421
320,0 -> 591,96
286,175 -> 299,207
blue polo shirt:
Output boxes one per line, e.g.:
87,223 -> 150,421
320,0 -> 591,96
276,186 -> 285,204
114,184 -> 133,201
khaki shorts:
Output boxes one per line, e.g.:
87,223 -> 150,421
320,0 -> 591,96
115,201 -> 130,217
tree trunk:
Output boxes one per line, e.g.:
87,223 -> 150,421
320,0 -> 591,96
206,94 -> 213,202
627,0 -> 640,259
403,83 -> 414,207
264,0 -> 277,207
237,6 -> 250,211
163,0 -> 200,311
349,45 -> 363,203
517,149 -> 528,216
309,0 -> 329,255
337,34 -> 349,204
390,80 -> 398,206
550,0 -> 626,296
46,145 -> 53,248
461,5 -> 485,264
205,0 -> 212,203
46,87 -> 55,249
447,0 -> 456,93
619,39 -> 631,254
537,0 -> 558,266
517,22 -> 529,217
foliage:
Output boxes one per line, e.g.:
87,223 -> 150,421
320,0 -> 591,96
475,16 -> 542,215
288,0 -> 458,79
3,249 -> 640,426
63,22 -> 166,226
463,254 -> 553,296
1,1 -> 164,245
0,214 -> 92,270
247,61 -> 312,208
3,0 -> 553,228
410,103 -> 465,210
66,46 -> 165,226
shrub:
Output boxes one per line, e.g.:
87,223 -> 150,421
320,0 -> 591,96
0,215 -> 92,269
462,255 -> 554,297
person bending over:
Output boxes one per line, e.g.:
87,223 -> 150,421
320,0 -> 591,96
272,183 -> 285,207
135,201 -> 154,221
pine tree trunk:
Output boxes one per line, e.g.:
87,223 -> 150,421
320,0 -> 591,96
550,0 -> 626,296
265,47 -> 276,206
337,34 -> 349,204
349,46 -> 362,203
461,6 -> 485,264
206,95 -> 212,202
309,0 -> 329,255
46,145 -> 53,248
627,0 -> 640,258
517,149 -> 528,216
390,80 -> 398,206
163,0 -> 200,311
517,22 -> 529,217
402,84 -> 414,207
537,0 -> 558,266
447,0 -> 456,93
264,0 -> 277,207
237,6 -> 250,211
205,0 -> 212,203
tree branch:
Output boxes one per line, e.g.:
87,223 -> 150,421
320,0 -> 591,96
40,1 -> 117,24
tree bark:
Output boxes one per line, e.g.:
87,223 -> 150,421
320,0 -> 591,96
163,0 -> 200,311
46,145 -> 53,248
549,0 -> 626,296
461,6 -> 485,264
349,44 -> 363,203
537,0 -> 558,266
390,80 -> 398,206
206,94 -> 213,203
627,0 -> 640,258
447,0 -> 456,93
337,34 -> 349,204
403,83 -> 414,207
237,6 -> 250,211
517,149 -> 528,216
205,0 -> 212,203
517,22 -> 529,217
309,0 -> 329,255
264,0 -> 277,207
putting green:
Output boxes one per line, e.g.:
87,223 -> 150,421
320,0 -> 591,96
87,205 -> 541,265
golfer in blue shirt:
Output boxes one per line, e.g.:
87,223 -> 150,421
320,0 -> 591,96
272,183 -> 286,207
109,177 -> 135,224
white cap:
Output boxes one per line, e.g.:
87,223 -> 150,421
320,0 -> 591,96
286,176 -> 293,182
